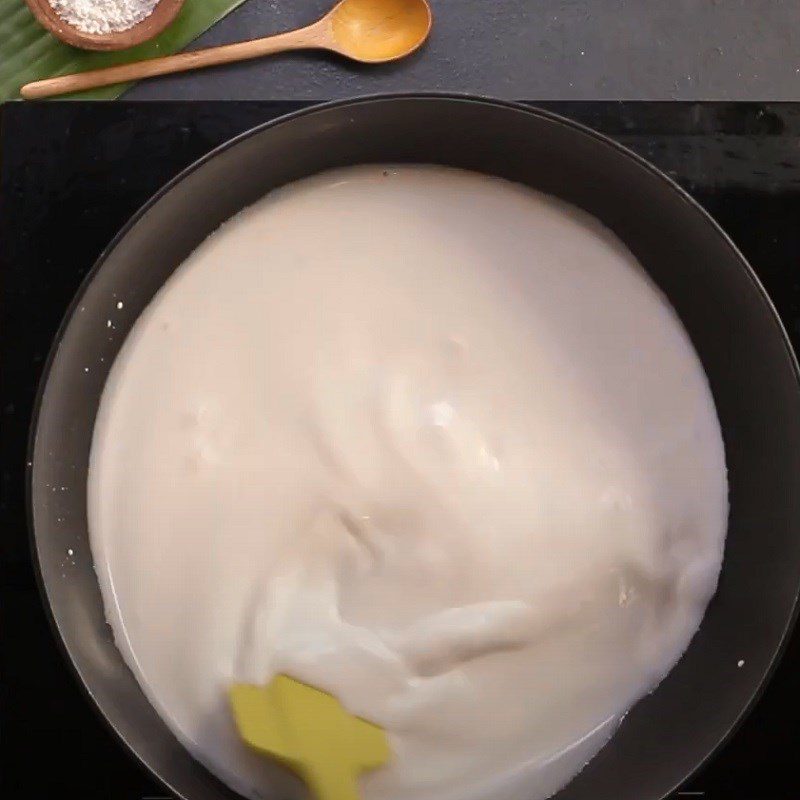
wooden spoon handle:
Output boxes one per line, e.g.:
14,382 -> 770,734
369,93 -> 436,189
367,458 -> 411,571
20,25 -> 325,100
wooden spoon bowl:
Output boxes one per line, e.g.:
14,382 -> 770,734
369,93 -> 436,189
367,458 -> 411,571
24,0 -> 185,51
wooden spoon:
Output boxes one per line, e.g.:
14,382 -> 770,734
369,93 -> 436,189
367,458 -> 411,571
20,0 -> 433,100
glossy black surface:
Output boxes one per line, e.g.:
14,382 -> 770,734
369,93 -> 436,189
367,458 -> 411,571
2,101 -> 800,800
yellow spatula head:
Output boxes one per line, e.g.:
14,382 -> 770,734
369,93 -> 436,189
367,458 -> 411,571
229,674 -> 390,800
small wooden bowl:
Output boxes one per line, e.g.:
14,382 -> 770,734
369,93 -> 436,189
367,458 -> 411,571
24,0 -> 185,51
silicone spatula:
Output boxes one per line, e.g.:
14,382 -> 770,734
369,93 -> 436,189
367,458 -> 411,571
229,674 -> 390,800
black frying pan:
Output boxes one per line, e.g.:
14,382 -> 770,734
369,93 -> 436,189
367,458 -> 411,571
28,95 -> 800,800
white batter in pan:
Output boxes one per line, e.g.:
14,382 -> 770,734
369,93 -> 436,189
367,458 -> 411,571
88,166 -> 728,800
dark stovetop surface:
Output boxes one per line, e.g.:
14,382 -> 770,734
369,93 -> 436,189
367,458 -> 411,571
2,101 -> 800,800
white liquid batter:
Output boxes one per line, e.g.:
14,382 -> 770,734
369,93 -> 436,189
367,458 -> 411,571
88,166 -> 728,800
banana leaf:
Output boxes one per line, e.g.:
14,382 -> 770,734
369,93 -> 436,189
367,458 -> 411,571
0,0 -> 249,100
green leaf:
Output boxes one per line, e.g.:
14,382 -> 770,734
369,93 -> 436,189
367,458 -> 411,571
0,0 -> 250,101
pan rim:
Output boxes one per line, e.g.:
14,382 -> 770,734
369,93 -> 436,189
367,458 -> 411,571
25,92 -> 800,800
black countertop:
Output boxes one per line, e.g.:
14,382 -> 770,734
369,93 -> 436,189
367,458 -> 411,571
125,1 -> 800,102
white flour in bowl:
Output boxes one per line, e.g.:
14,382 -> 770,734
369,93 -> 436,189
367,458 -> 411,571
49,0 -> 159,34
88,165 -> 728,800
